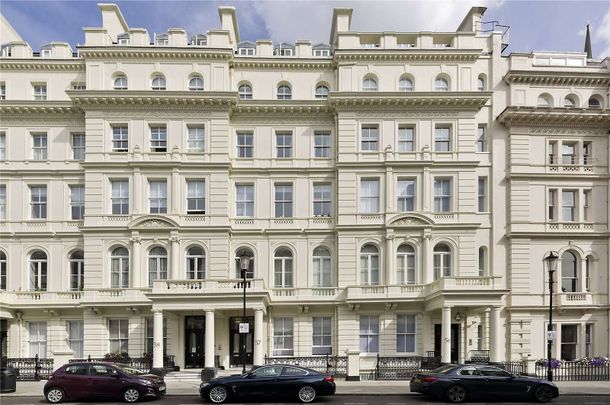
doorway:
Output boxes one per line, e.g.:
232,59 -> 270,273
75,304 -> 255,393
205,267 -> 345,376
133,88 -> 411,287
184,316 -> 205,368
434,323 -> 460,363
229,316 -> 254,367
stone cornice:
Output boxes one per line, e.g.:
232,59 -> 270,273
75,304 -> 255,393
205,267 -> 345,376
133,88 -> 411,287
231,58 -> 334,71
329,91 -> 491,111
77,46 -> 233,61
503,70 -> 610,86
497,106 -> 610,127
334,49 -> 482,63
0,59 -> 84,71
232,100 -> 332,115
0,101 -> 81,115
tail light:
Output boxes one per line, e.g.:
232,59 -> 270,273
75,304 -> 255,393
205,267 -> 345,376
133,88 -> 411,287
422,376 -> 438,383
324,376 -> 334,383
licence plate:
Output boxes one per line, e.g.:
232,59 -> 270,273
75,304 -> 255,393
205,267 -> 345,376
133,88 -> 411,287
159,385 -> 166,391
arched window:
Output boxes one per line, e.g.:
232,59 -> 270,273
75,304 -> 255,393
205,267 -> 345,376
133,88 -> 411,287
397,244 -> 415,285
29,250 -> 47,291
537,94 -> 552,107
186,246 -> 205,279
313,246 -> 331,287
69,250 -> 84,291
561,251 -> 578,292
585,255 -> 592,292
148,246 -> 168,287
151,74 -> 166,91
588,96 -> 602,109
113,75 -> 128,90
478,247 -> 487,276
315,84 -> 330,99
0,251 -> 6,290
398,76 -> 414,92
433,244 -> 451,280
434,76 -> 449,91
360,244 -> 380,285
563,94 -> 578,108
188,76 -> 204,91
235,247 -> 254,279
277,84 -> 292,100
477,75 -> 486,91
362,75 -> 378,92
238,83 -> 253,100
274,248 -> 293,288
110,246 -> 129,288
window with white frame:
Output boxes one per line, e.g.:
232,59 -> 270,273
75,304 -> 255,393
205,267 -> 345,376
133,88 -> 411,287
397,244 -> 415,285
434,77 -> 449,91
560,324 -> 578,360
397,179 -> 415,211
28,322 -> 47,357
314,132 -> 331,158
72,133 -> 85,160
32,133 -> 47,160
477,126 -> 487,152
33,83 -> 47,100
111,126 -> 128,152
187,180 -> 205,214
67,320 -> 84,358
397,126 -> 414,152
478,247 -> 486,276
585,256 -> 592,292
186,246 -> 205,279
145,317 -> 167,354
110,247 -> 129,288
585,324 -> 593,357
399,76 -> 414,92
433,244 -> 451,279
274,183 -> 293,218
276,131 -> 293,158
478,177 -> 487,212
537,94 -> 552,107
477,324 -> 483,350
561,143 -> 576,164
187,126 -> 205,152
477,76 -> 486,91
236,132 -> 253,158
188,76 -> 204,91
360,178 -> 380,213
273,317 -> 294,356
588,96 -> 602,109
149,180 -> 167,214
361,125 -> 379,151
150,126 -> 167,152
561,251 -> 578,292
117,33 -> 130,45
113,75 -> 127,90
548,141 -> 558,164
360,244 -> 380,285
0,185 -> 6,220
30,185 -> 47,219
315,84 -> 329,99
313,49 -> 330,57
564,95 -> 577,108
0,251 -> 6,290
359,315 -> 379,353
313,183 -> 331,216
111,180 -> 129,215
583,190 -> 591,221
235,247 -> 254,278
69,250 -> 84,291
396,314 -> 416,353
238,83 -> 253,99
362,76 -> 378,91
312,246 -> 331,287
434,126 -> 451,152
235,184 -> 254,217
277,84 -> 292,100
583,142 -> 592,165
70,185 -> 85,220
108,319 -> 129,353
41,48 -> 51,58
548,189 -> 557,220
0,83 -> 5,100
0,131 -> 5,160
312,317 -> 332,355
151,75 -> 166,90
29,250 -> 47,290
237,47 -> 255,56
274,248 -> 293,288
561,190 -> 576,221
148,246 -> 168,287
433,178 -> 452,212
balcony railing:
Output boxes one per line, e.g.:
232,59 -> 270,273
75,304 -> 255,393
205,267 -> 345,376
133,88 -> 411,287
556,292 -> 595,306
152,278 -> 266,294
547,154 -> 594,173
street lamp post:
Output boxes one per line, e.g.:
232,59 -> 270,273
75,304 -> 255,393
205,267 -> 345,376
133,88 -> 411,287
544,251 -> 559,382
238,255 -> 251,374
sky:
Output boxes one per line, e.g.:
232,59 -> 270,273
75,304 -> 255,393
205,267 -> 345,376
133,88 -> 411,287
1,0 -> 609,59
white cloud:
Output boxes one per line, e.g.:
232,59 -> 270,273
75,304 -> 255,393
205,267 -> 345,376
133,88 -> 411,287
593,5 -> 610,58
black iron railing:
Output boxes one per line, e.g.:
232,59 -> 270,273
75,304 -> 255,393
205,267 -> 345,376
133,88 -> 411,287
535,360 -> 610,381
491,361 -> 527,375
467,350 -> 490,363
264,355 -> 347,377
3,355 -> 54,381
69,354 -> 176,373
375,355 -> 425,380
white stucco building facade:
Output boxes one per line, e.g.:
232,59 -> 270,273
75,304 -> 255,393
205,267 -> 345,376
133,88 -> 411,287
0,4 -> 608,375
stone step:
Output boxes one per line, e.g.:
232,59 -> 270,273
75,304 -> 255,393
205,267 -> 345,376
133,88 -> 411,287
164,368 -> 244,381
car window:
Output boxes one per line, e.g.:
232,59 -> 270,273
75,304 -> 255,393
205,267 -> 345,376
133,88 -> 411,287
458,367 -> 480,376
114,364 -> 145,375
64,365 -> 89,375
478,367 -> 511,377
252,365 -> 283,377
90,364 -> 118,377
282,366 -> 308,376
432,365 -> 458,374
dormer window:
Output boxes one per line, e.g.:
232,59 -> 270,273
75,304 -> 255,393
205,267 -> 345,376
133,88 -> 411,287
41,48 -> 52,58
238,48 -> 255,56
155,33 -> 169,46
117,33 -> 130,45
151,74 -> 166,91
188,76 -> 204,91
314,49 -> 330,57
1,46 -> 12,57
274,43 -> 295,57
191,35 -> 207,46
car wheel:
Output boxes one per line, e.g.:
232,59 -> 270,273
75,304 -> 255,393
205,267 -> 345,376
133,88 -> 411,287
45,387 -> 65,404
122,387 -> 141,403
533,385 -> 555,403
445,384 -> 467,403
208,385 -> 229,404
298,385 -> 317,403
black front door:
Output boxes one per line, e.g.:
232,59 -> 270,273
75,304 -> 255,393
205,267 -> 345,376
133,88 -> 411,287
434,323 -> 460,363
230,316 -> 254,367
185,316 -> 205,368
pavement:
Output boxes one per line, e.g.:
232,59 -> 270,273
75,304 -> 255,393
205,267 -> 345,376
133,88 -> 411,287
2,378 -> 609,398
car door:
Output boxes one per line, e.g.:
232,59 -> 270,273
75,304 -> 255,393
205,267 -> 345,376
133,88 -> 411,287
59,364 -> 91,399
454,366 -> 484,398
276,366 -> 309,397
236,365 -> 282,397
87,364 -> 124,398
478,366 -> 528,398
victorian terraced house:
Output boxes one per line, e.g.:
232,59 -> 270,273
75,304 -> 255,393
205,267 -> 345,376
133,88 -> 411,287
0,3 -> 608,376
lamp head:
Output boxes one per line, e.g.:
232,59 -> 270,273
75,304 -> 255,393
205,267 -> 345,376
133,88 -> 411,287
544,251 -> 559,273
239,255 -> 251,271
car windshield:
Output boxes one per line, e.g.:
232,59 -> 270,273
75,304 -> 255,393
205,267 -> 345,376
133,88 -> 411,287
113,364 -> 146,375
431,365 -> 458,374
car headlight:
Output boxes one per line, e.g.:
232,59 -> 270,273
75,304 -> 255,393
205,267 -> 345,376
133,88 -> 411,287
200,383 -> 210,388
138,379 -> 154,386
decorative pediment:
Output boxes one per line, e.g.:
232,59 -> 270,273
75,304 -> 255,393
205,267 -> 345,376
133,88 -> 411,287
129,216 -> 178,230
389,215 -> 433,226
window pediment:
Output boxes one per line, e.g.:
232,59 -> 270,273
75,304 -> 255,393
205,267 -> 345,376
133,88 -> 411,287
129,215 -> 178,230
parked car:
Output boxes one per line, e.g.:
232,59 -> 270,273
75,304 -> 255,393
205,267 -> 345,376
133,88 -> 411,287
200,364 -> 336,403
410,364 -> 559,403
43,362 -> 166,403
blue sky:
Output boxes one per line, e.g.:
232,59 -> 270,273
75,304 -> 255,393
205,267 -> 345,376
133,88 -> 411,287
1,0 -> 609,58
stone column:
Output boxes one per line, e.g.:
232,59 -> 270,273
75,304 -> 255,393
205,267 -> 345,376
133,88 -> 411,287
171,168 -> 180,214
385,235 -> 394,285
422,233 -> 431,284
253,308 -> 264,366
130,233 -> 141,288
441,306 -> 452,363
484,309 -> 490,350
489,306 -> 502,362
205,310 -> 215,369
152,310 -> 164,370
170,233 -> 180,280
133,169 -> 142,214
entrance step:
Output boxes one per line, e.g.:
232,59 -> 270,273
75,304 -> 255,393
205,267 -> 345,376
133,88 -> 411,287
163,367 -> 245,382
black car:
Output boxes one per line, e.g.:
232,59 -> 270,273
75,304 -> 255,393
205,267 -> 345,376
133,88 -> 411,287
410,364 -> 559,403
200,364 -> 336,403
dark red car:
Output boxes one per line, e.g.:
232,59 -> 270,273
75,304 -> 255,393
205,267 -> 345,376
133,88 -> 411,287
43,362 -> 166,403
